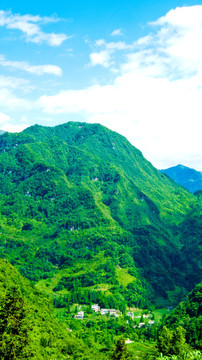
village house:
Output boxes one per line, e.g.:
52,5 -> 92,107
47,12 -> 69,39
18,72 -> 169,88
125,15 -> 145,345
91,304 -> 121,317
101,309 -> 114,315
75,311 -> 84,319
148,320 -> 155,325
125,339 -> 134,344
127,312 -> 134,320
91,304 -> 100,312
100,309 -> 120,316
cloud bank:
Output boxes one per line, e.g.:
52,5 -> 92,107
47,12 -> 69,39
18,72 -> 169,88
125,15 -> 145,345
38,5 -> 202,169
0,6 -> 201,170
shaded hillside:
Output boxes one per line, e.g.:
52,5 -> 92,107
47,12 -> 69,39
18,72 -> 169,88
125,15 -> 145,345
0,122 -> 201,307
161,164 -> 202,193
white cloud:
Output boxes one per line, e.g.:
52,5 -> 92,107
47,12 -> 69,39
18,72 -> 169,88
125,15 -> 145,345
0,10 -> 69,46
89,39 -> 133,68
29,32 -> 69,47
95,39 -> 105,46
105,41 -> 132,51
0,88 -> 32,110
1,122 -> 29,133
26,64 -> 62,76
0,55 -> 63,76
0,111 -> 10,123
135,35 -> 152,46
0,75 -> 31,90
151,5 -> 202,27
111,29 -> 123,36
149,6 -> 202,80
0,114 -> 29,133
38,6 -> 202,170
89,51 -> 112,68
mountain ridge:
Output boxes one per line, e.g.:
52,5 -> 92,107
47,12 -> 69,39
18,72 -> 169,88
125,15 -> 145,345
160,164 -> 202,194
0,121 -> 201,308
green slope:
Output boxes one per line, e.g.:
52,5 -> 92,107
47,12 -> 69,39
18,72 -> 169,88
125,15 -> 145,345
165,282 -> 202,350
0,121 -> 201,307
0,259 -> 105,360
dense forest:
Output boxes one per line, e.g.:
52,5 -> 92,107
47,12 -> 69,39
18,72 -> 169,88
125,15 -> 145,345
0,122 -> 201,359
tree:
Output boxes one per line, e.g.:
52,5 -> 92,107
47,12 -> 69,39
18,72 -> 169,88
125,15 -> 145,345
172,326 -> 188,357
0,286 -> 30,359
157,326 -> 188,358
157,326 -> 173,356
111,338 -> 132,360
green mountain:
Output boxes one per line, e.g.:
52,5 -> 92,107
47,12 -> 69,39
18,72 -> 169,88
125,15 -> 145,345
0,122 -> 201,308
160,164 -> 202,194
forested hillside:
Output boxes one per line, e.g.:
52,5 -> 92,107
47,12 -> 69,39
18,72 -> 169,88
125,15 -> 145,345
0,259 -> 201,359
0,259 -> 107,359
0,122 -> 201,310
165,282 -> 202,350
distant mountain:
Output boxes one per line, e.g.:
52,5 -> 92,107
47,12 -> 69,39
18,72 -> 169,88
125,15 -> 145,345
160,164 -> 202,193
0,130 -> 6,135
0,122 -> 201,309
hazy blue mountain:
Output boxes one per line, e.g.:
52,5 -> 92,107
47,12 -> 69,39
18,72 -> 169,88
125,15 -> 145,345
160,164 -> 202,193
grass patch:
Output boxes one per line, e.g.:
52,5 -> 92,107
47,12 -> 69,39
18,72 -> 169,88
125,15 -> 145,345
116,267 -> 136,286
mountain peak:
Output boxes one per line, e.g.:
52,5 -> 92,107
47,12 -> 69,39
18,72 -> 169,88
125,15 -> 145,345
160,164 -> 202,193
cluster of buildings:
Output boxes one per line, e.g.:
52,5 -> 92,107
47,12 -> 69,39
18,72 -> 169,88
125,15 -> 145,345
75,304 -> 121,319
127,311 -> 155,327
91,304 -> 121,316
75,305 -> 155,326
137,320 -> 155,328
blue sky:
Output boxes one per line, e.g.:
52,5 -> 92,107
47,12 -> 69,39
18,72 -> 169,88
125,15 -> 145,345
0,1 -> 202,170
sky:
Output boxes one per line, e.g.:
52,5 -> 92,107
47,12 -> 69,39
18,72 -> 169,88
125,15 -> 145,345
0,0 -> 202,171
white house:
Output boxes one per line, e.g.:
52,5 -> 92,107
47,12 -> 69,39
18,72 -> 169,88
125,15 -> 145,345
91,304 -> 100,312
75,311 -> 84,319
148,320 -> 155,325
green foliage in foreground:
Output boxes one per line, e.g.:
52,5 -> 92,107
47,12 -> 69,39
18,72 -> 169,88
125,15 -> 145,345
0,286 -> 30,359
157,326 -> 188,358
0,259 -> 107,359
111,339 -> 132,359
0,259 -> 201,359
165,283 -> 202,350
156,350 -> 202,360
